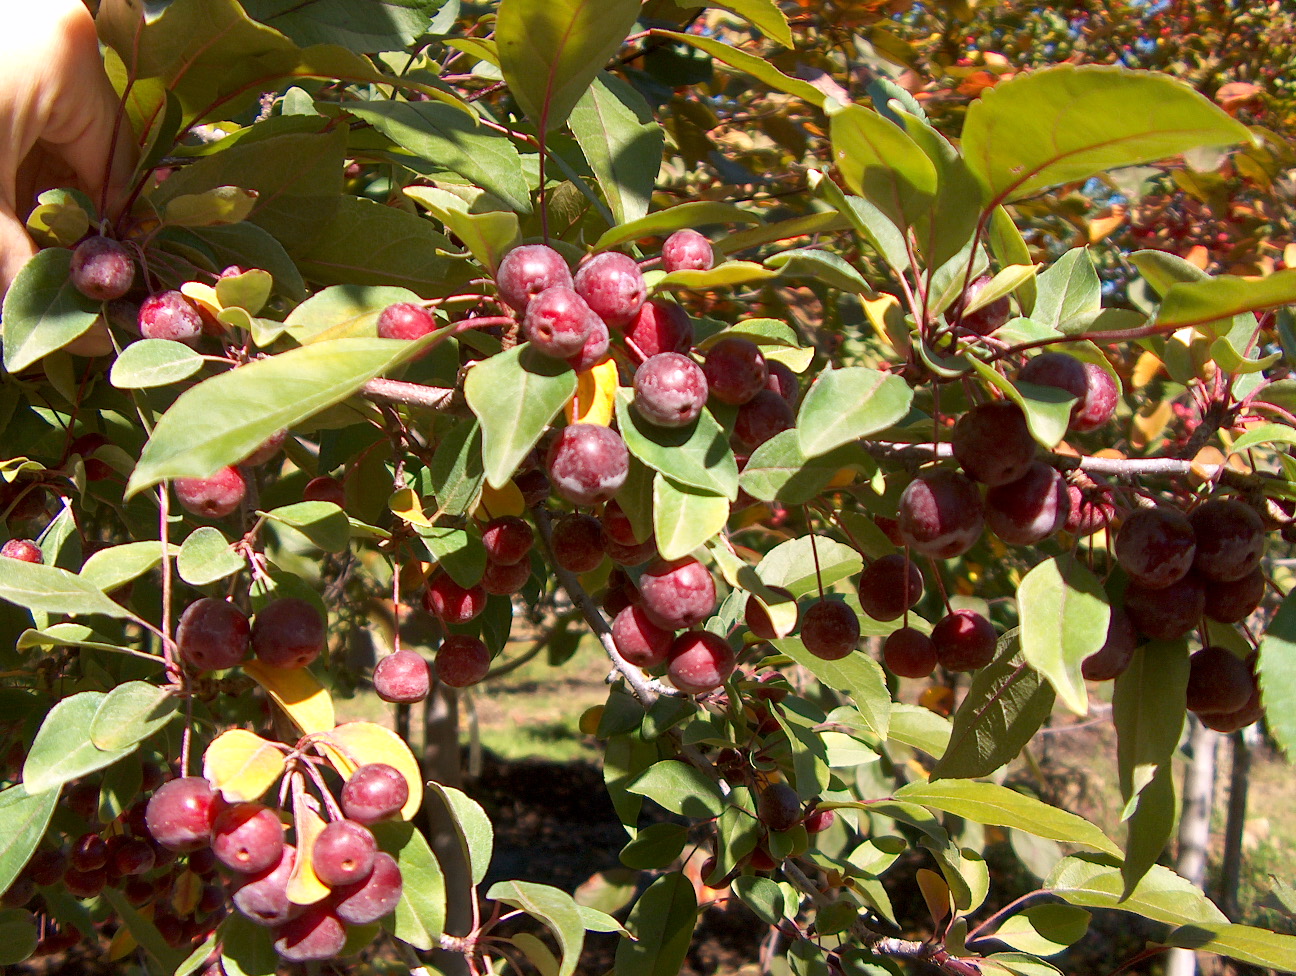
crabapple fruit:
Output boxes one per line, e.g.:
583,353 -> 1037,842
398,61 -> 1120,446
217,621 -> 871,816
546,424 -> 629,506
765,360 -> 799,407
633,352 -> 708,428
574,251 -> 646,327
177,598 -> 250,671
984,461 -> 1070,545
551,512 -> 607,573
883,627 -> 939,679
138,291 -> 204,344
273,904 -> 347,963
145,778 -> 218,852
1203,565 -> 1265,623
661,229 -> 715,272
481,516 -> 534,565
567,314 -> 610,372
857,554 -> 924,621
800,599 -> 860,660
174,466 -> 246,519
251,598 -> 326,669
612,605 -> 674,668
667,631 -> 736,694
622,299 -> 694,363
333,851 -> 403,925
951,401 -> 1036,486
744,587 -> 797,640
931,610 -> 997,672
480,558 -> 532,595
757,783 -> 801,832
495,244 -> 572,313
1071,362 -> 1119,432
523,287 -> 595,357
303,476 -> 346,507
1185,646 -> 1254,715
1189,497 -> 1265,582
435,634 -> 491,687
423,572 -> 487,624
1123,573 -> 1205,640
312,819 -> 377,887
377,302 -> 436,341
233,845 -> 299,926
1081,606 -> 1139,681
897,469 -> 984,558
733,389 -> 795,450
341,765 -> 409,825
70,236 -> 135,300
211,802 -> 283,874
373,650 -> 430,703
1114,507 -> 1197,588
1016,351 -> 1088,410
638,556 -> 716,630
702,336 -> 767,405
0,538 -> 42,563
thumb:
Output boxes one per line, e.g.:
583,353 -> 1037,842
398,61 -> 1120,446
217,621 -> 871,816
0,204 -> 39,298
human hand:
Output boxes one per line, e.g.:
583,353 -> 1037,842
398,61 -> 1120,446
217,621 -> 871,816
0,0 -> 135,295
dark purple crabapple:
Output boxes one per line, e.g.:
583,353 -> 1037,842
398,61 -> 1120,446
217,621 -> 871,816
765,360 -> 799,408
931,610 -> 996,672
883,627 -> 938,679
546,424 -> 629,506
661,229 -> 715,272
1016,351 -> 1089,410
757,783 -> 801,832
800,599 -> 860,660
480,558 -> 532,595
1114,507 -> 1197,588
897,469 -> 984,558
857,554 -> 924,622
251,598 -> 326,669
303,475 -> 346,507
703,336 -> 767,405
984,461 -> 1070,545
733,389 -> 795,450
574,251 -> 647,327
1189,497 -> 1265,582
633,352 -> 708,428
177,598 -> 250,672
1123,573 -> 1205,640
1203,566 -> 1265,623
481,516 -> 533,565
744,586 -> 797,641
174,466 -> 246,519
951,401 -> 1036,487
495,244 -> 572,313
1081,607 -> 1138,681
1071,362 -> 1119,432
1185,646 -> 1254,715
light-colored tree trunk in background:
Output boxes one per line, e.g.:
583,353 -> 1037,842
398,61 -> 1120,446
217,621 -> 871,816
1166,719 -> 1218,976
1219,729 -> 1253,920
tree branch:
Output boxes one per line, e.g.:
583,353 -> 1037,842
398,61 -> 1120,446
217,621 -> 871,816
363,378 -> 461,412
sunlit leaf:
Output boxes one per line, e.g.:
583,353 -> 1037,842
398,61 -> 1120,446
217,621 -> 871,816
203,729 -> 287,803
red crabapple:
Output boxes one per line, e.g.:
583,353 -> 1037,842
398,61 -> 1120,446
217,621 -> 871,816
661,229 -> 715,272
1071,362 -> 1119,432
251,598 -> 326,669
423,571 -> 487,624
567,314 -> 610,372
0,538 -> 42,563
373,650 -> 431,703
341,765 -> 409,825
303,476 -> 346,507
377,302 -> 437,340
312,819 -> 377,887
757,783 -> 801,832
436,634 -> 491,687
639,557 -> 717,630
601,499 -> 639,546
1081,606 -> 1138,681
931,610 -> 996,672
1185,646 -> 1253,715
667,631 -> 736,694
232,844 -> 298,926
241,430 -> 287,467
984,461 -> 1070,545
1123,573 -> 1205,640
138,291 -> 204,344
703,336 -> 768,405
800,599 -> 860,660
177,598 -> 250,672
481,516 -> 534,565
1114,507 -> 1196,588
145,777 -> 218,852
1016,352 -> 1088,410
546,424 -> 629,506
273,904 -> 347,963
480,558 -> 532,595
70,236 -> 135,301
897,469 -> 984,558
495,244 -> 572,313
574,252 -> 647,327
174,466 -> 246,519
765,361 -> 799,407
733,389 -> 795,450
1203,566 -> 1265,623
951,275 -> 1010,336
1065,484 -> 1115,537
857,554 -> 923,621
333,851 -> 403,924
744,587 -> 797,640
551,512 -> 607,573
1189,497 -> 1265,582
523,287 -> 595,357
612,605 -> 674,668
633,352 -> 708,428
623,299 -> 694,363
211,802 -> 283,874
951,401 -> 1035,486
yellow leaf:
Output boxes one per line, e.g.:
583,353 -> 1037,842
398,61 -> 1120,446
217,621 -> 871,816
203,729 -> 287,802
1129,398 -> 1174,449
474,479 -> 525,519
390,487 -> 434,527
180,281 -> 222,319
287,802 -> 331,906
563,357 -> 619,426
862,293 -> 909,355
316,721 -> 423,820
916,868 -> 951,926
244,659 -> 336,735
172,868 -> 203,916
107,910 -> 141,960
1131,350 -> 1162,389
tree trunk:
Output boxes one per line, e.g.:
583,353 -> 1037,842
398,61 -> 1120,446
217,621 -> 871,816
1165,718 -> 1218,976
423,682 -> 471,976
1219,729 -> 1252,919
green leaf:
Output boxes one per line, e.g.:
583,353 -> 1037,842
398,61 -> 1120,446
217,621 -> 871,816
284,283 -> 421,344
194,222 -> 307,302
1032,249 -> 1101,333
1230,422 -> 1296,456
710,0 -> 791,46
79,542 -> 172,592
177,527 -> 245,586
808,169 -> 910,275
896,112 -> 982,272
619,822 -> 689,870
129,335 -> 446,496
109,339 -> 205,389
486,881 -> 585,976
739,432 -> 861,505
988,206 -> 1037,315
962,65 -> 1252,207
655,262 -> 780,291
0,909 -> 38,967
1046,855 -> 1227,927
0,560 -> 138,620
615,393 -> 738,499
89,681 -> 178,751
1156,270 -> 1296,331
346,100 -> 530,214
262,502 -> 351,552
0,786 -> 58,897
732,876 -> 785,926
968,357 -> 1077,449
649,31 -> 824,107
218,913 -> 279,976
989,904 -> 1090,957
372,820 -> 447,951
1164,921 -> 1296,972
296,196 -> 468,296
496,0 -> 641,133
757,535 -> 863,598
150,124 -> 346,250
1258,590 -> 1296,754
403,188 -> 520,276
164,185 -> 259,227
465,344 -> 578,489
1113,641 -> 1188,805
570,74 -> 662,226
101,887 -> 184,969
593,201 -> 761,253
773,637 -> 890,740
1120,764 -> 1176,899
653,475 -> 729,561
1,248 -> 100,373
765,248 -> 873,294
828,104 -> 938,232
417,526 -> 487,589
1018,555 -> 1109,716
616,873 -> 698,976
426,782 -> 494,886
887,704 -> 952,759
23,692 -> 136,793
796,366 -> 913,458
896,780 -> 1120,857
240,0 -> 443,52
931,637 -> 1056,780
428,419 -> 486,517
626,760 -> 725,819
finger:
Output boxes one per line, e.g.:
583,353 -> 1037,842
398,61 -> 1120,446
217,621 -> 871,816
0,205 -> 39,297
